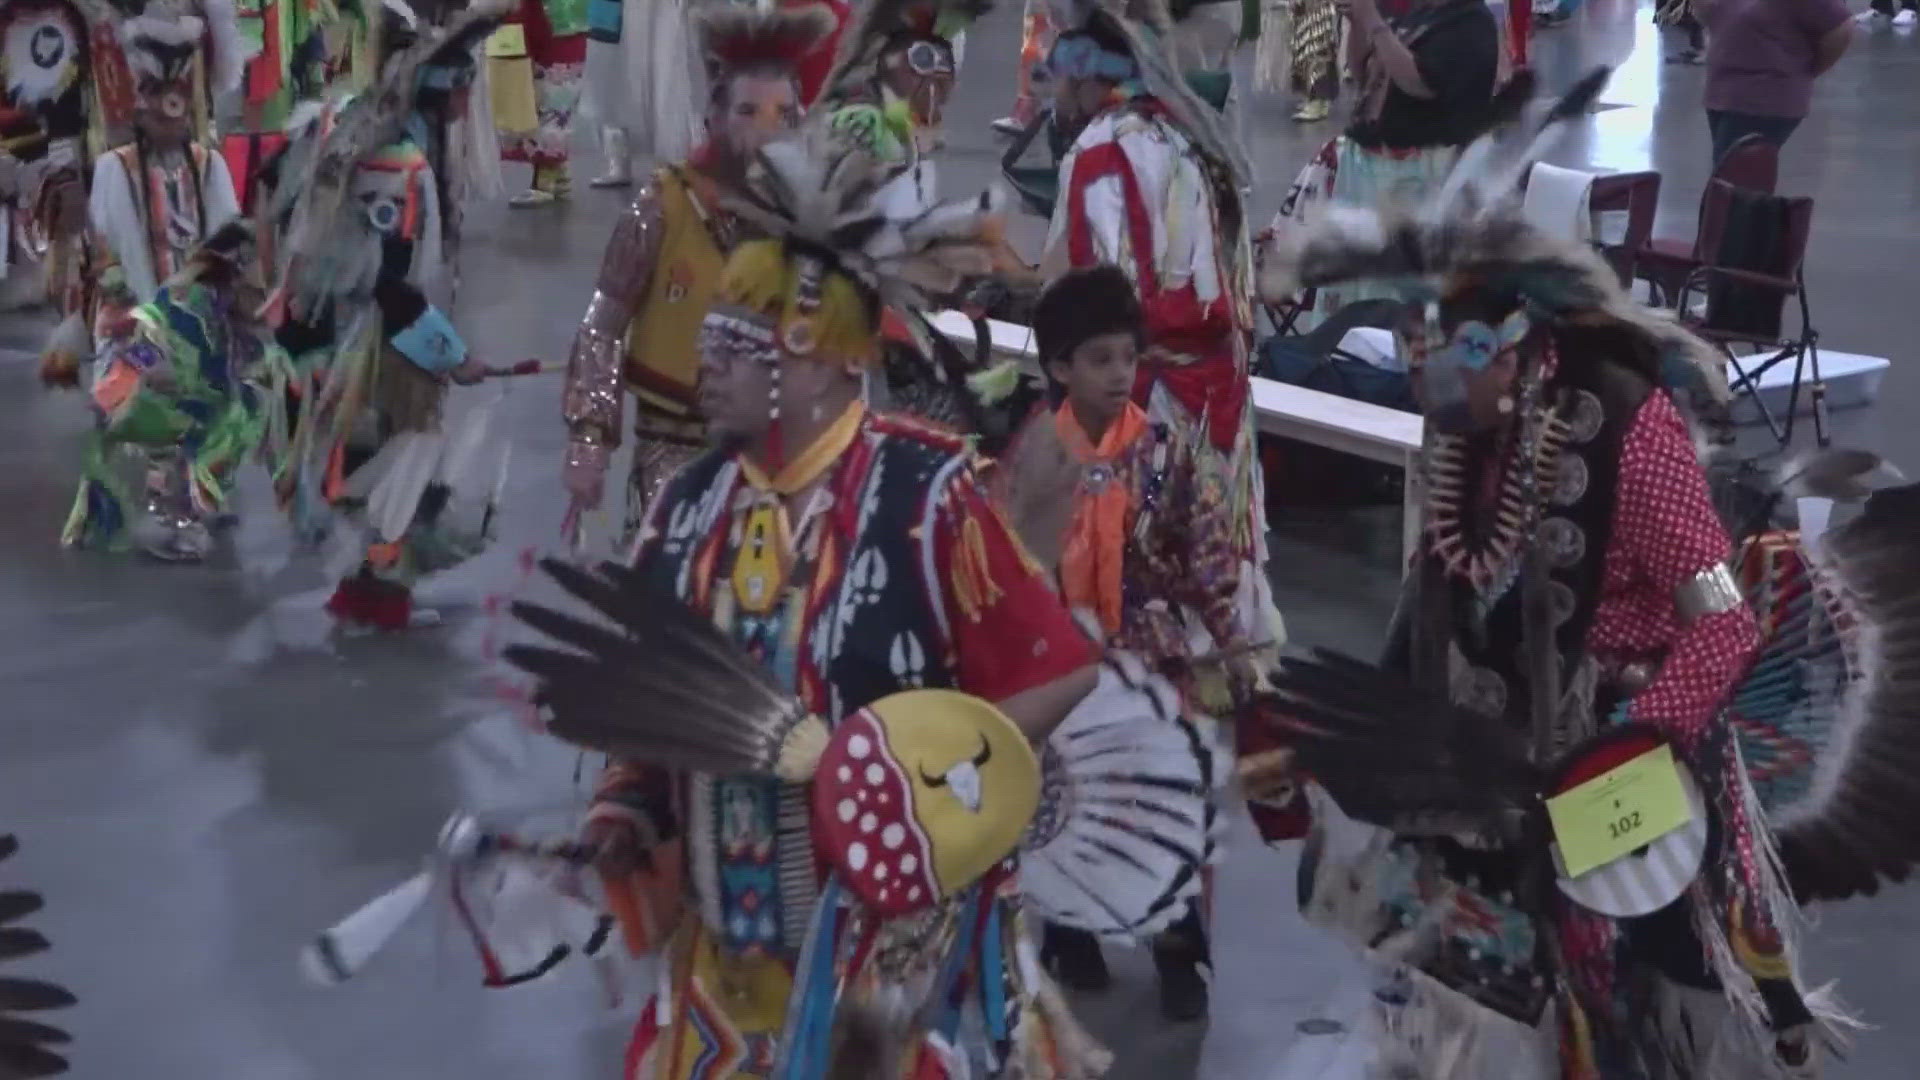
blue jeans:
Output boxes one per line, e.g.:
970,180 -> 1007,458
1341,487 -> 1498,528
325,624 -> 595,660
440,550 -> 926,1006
1707,109 -> 1802,166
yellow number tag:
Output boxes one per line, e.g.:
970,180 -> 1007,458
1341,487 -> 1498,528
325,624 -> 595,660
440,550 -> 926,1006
1546,744 -> 1693,880
485,25 -> 527,58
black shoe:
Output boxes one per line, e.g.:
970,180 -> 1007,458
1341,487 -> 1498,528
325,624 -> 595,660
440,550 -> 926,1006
1040,924 -> 1112,993
1151,909 -> 1211,1022
1154,950 -> 1209,1021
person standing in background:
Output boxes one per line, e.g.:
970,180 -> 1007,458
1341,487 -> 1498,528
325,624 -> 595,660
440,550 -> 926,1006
496,0 -> 588,207
1697,0 -> 1852,164
579,0 -> 701,189
994,0 -> 1053,134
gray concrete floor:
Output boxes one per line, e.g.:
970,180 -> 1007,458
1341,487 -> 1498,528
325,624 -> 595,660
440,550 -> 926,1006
3,1 -> 1917,1077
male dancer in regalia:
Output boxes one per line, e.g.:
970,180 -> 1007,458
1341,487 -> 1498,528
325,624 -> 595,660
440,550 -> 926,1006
271,0 -> 509,627
561,3 -> 832,551
579,122 -> 1108,1078
38,0 -> 251,558
1253,77 -> 1851,1078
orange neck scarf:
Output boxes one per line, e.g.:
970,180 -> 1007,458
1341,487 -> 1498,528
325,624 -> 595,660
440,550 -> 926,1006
1055,400 -> 1148,635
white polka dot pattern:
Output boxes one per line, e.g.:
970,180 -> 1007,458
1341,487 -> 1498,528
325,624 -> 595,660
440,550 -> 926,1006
1587,394 -> 1761,748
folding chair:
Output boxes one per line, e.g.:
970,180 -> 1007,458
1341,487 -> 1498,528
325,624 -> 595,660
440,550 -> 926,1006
1587,170 -> 1661,288
1516,166 -> 1661,289
1638,134 -> 1779,306
1000,108 -> 1061,221
1674,181 -> 1824,447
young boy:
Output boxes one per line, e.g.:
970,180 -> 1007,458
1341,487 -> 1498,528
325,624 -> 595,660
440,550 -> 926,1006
1002,264 -> 1255,1020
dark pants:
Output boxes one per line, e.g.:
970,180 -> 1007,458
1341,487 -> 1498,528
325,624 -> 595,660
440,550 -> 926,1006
1707,109 -> 1802,166
1870,0 -> 1917,13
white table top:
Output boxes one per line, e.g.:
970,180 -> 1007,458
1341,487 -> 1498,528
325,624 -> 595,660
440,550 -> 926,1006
1251,376 -> 1424,466
926,310 -> 1037,359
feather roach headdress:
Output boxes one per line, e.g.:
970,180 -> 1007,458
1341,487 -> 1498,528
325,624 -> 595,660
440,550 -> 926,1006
713,120 -> 1029,363
1043,0 -> 1249,191
1257,66 -> 1728,402
0,835 -> 75,1078
696,2 -> 839,86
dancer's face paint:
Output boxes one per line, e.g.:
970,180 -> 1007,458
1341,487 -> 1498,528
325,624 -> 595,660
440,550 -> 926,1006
697,309 -> 780,444
1404,303 -> 1531,434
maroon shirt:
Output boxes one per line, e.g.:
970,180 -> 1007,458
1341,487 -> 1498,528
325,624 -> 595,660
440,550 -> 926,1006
1700,0 -> 1850,118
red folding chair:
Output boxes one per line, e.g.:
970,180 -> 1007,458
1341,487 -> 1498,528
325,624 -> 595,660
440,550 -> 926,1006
1587,170 -> 1661,288
1513,167 -> 1661,288
1674,181 -> 1824,447
1638,135 -> 1780,306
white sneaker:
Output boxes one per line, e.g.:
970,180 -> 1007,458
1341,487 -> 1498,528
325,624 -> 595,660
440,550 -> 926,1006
1855,9 -> 1885,22
1895,8 -> 1917,26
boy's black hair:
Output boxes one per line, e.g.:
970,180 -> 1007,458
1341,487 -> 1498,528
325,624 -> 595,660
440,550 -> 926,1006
1034,264 -> 1144,366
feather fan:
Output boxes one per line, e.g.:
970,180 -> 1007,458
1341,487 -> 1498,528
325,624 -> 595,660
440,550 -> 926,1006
503,558 -> 829,782
1018,652 -> 1225,938
1255,66 -> 1729,404
0,836 -> 73,1078
1251,649 -> 1543,838
1767,480 -> 1920,901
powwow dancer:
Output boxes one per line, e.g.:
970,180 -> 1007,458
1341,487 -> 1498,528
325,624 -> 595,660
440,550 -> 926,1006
520,123 -> 1221,1078
270,0 -> 515,629
0,0 -> 104,309
814,0 -> 991,217
39,0 -> 252,557
560,1 -> 831,554
58,221 -> 293,558
1250,68 -> 1920,1078
492,0 -> 585,206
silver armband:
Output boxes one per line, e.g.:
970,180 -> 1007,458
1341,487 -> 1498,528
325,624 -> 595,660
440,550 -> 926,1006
1674,563 -> 1743,625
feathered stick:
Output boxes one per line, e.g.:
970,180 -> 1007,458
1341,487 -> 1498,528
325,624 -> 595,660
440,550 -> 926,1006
1426,65 -> 1608,220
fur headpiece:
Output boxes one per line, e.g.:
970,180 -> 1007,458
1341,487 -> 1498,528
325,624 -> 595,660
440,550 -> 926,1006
1044,0 -> 1248,192
818,0 -> 994,100
696,2 -> 838,85
1256,67 -> 1728,401
117,0 -> 249,96
715,120 -> 1030,363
